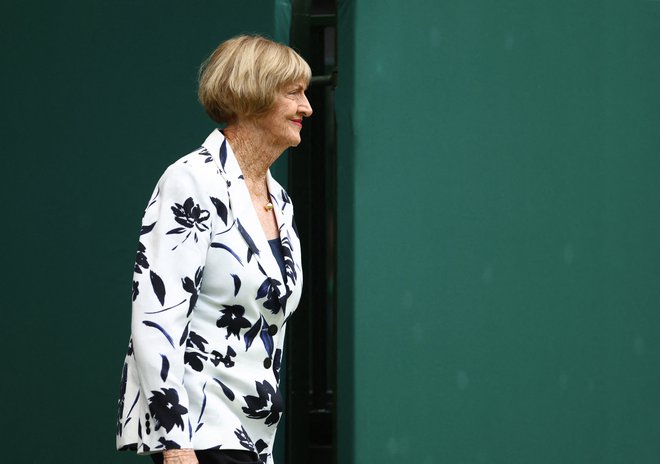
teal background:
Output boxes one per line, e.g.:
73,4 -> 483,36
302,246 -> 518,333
0,1 -> 285,462
2,0 -> 660,463
336,1 -> 660,463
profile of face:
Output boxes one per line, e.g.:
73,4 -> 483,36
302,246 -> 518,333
257,82 -> 313,150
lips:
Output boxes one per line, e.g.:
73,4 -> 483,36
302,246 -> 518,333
291,119 -> 303,127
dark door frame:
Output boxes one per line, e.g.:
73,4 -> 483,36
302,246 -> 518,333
285,1 -> 338,463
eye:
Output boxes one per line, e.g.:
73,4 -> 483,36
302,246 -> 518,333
285,85 -> 305,96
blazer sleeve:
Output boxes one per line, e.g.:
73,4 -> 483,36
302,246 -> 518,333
129,162 -> 215,449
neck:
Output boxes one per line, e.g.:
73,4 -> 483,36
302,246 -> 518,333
224,121 -> 284,184
223,121 -> 285,202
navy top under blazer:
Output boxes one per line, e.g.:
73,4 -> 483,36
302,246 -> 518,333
116,129 -> 303,464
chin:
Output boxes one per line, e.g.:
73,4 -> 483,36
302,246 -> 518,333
287,135 -> 302,148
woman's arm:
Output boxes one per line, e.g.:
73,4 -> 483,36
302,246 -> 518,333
130,162 -> 216,450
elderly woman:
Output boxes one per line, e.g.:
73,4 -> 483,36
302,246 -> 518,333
116,35 -> 312,464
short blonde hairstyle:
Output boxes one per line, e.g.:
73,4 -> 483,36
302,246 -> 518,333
198,35 -> 312,124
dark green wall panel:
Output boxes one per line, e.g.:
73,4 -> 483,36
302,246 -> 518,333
337,1 -> 660,463
0,2 -> 284,462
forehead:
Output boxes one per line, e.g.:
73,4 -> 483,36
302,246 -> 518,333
283,81 -> 307,91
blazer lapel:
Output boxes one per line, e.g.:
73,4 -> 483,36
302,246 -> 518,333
267,173 -> 302,288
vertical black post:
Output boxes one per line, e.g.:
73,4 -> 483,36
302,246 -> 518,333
286,1 -> 337,463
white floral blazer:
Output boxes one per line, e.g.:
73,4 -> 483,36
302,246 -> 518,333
116,129 -> 302,463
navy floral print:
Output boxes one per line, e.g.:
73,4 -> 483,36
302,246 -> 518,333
242,380 -> 282,426
149,388 -> 189,433
116,130 -> 303,464
217,305 -> 252,340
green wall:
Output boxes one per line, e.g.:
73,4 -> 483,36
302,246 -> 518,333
337,1 -> 660,463
3,1 -> 660,462
0,2 -> 286,462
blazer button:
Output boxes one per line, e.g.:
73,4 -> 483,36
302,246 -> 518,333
263,357 -> 272,369
268,325 -> 278,336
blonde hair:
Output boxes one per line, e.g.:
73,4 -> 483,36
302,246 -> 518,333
198,35 -> 312,124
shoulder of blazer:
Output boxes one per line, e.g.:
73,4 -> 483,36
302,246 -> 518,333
153,135 -> 231,203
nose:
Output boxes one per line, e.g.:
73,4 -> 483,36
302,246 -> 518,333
299,93 -> 313,117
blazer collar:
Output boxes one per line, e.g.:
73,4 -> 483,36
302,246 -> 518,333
201,129 -> 301,314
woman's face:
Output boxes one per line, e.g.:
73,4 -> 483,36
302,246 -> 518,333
258,82 -> 313,150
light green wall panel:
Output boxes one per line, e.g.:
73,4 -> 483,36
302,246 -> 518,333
337,1 -> 660,463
